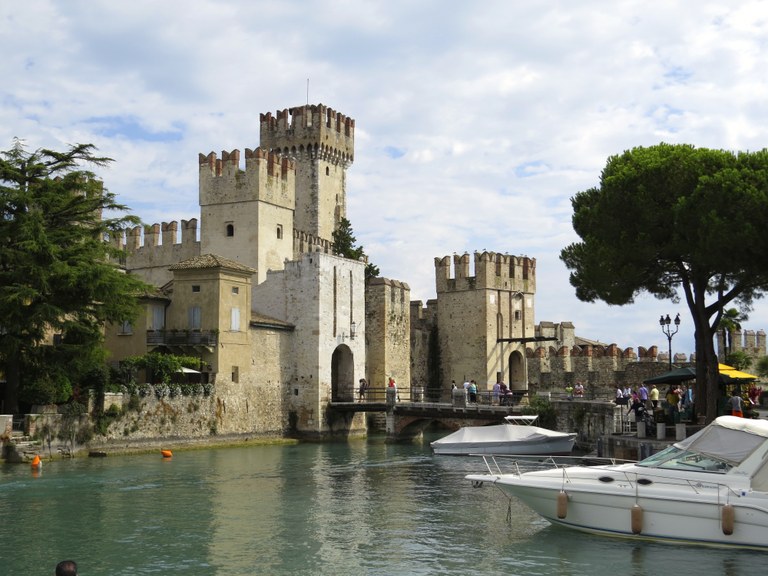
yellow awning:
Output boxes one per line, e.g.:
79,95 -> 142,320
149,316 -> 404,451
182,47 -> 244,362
718,363 -> 758,380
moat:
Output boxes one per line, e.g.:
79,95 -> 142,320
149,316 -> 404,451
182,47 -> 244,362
2,437 -> 766,575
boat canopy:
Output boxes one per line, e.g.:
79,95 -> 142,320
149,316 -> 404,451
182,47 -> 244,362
433,423 -> 568,446
673,416 -> 768,467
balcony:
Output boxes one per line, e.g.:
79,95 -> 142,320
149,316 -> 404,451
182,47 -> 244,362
146,330 -> 218,348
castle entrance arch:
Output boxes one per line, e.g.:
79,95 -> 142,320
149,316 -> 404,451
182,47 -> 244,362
508,350 -> 526,391
331,344 -> 355,402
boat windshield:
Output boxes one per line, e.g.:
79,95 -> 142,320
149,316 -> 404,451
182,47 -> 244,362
636,445 -> 732,474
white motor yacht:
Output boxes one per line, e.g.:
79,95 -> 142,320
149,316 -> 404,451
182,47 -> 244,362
467,416 -> 768,550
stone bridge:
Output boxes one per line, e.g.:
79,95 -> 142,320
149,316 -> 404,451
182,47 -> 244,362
329,387 -> 521,441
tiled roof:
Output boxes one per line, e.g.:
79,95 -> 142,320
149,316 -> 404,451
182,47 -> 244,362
250,311 -> 294,330
168,254 -> 256,274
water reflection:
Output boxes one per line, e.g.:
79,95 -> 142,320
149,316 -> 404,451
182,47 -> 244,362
1,440 -> 767,575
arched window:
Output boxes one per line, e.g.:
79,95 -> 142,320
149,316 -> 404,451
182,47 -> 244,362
226,223 -> 234,237
276,224 -> 283,239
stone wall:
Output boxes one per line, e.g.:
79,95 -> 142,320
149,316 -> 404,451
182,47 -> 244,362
88,383 -> 285,450
366,277 -> 411,389
552,398 -> 622,446
526,343 -> 665,399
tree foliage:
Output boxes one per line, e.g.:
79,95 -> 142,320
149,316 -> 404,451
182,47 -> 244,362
719,307 -> 747,356
725,350 -> 752,371
0,140 -> 150,412
560,143 -> 768,422
120,352 -> 204,386
332,216 -> 380,279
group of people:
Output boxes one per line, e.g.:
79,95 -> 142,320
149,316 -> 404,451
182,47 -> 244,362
618,382 -> 694,422
565,381 -> 585,398
462,379 -> 478,402
448,379 -> 515,405
357,377 -> 399,401
619,381 -> 763,421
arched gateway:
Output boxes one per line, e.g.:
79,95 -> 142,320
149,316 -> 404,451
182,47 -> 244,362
508,350 -> 526,391
331,344 -> 355,402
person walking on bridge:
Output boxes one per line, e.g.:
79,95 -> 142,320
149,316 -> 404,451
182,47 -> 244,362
358,378 -> 367,402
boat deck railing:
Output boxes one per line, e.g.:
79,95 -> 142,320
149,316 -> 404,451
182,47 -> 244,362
475,454 -> 760,503
477,453 -> 632,476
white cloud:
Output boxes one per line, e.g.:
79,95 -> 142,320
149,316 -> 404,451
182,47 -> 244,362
2,0 -> 768,356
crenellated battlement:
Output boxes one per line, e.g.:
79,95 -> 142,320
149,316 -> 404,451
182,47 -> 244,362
434,250 -> 536,294
292,229 -> 333,258
199,148 -> 295,209
198,148 -> 294,180
117,219 -> 201,286
260,104 -> 354,166
116,218 -> 199,253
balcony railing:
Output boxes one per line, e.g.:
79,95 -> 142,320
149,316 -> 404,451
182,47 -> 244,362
146,330 -> 218,347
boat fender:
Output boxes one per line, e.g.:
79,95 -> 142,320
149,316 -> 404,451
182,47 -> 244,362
556,490 -> 568,519
721,504 -> 735,536
630,504 -> 643,534
31,455 -> 41,469
161,450 -> 173,459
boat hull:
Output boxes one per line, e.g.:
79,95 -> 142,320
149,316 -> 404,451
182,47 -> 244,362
469,466 -> 768,550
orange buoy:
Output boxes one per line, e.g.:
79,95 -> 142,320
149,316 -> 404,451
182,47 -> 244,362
721,504 -> 735,535
630,504 -> 643,534
31,455 -> 41,469
556,490 -> 568,519
161,450 -> 173,458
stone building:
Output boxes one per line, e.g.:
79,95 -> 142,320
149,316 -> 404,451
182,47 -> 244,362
410,251 -> 536,395
102,101 -> 766,444
106,104 -> 381,439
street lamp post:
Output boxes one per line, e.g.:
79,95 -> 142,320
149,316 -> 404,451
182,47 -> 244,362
660,313 -> 681,369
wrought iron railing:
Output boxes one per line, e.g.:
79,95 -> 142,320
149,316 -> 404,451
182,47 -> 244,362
146,330 -> 218,347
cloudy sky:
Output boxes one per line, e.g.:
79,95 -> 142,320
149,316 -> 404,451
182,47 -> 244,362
3,0 -> 768,358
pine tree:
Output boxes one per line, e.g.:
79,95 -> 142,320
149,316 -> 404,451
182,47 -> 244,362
0,140 -> 150,413
332,217 -> 380,279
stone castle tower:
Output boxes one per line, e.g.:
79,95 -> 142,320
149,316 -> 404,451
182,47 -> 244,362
120,104 -> 354,289
260,105 -> 354,247
432,251 -> 537,392
198,148 -> 296,284
197,104 -> 355,284
107,104 -> 372,439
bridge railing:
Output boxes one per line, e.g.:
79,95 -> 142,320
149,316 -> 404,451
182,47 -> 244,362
357,387 -> 526,406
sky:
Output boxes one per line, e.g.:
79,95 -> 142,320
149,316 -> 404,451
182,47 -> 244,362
2,0 -> 768,358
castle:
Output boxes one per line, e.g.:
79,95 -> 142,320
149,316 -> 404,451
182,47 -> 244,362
104,102 -> 766,441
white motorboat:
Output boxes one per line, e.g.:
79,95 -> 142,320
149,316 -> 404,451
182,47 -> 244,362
431,415 -> 576,456
466,416 -> 768,550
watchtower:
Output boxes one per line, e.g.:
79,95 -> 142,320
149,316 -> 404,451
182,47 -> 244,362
198,148 -> 296,284
260,104 -> 354,247
435,251 -> 537,392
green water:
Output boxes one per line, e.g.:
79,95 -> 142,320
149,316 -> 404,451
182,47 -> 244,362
0,437 -> 765,575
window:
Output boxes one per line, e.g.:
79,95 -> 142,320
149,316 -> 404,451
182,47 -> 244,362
188,306 -> 201,330
226,223 -> 234,237
276,224 -> 283,239
151,305 -> 165,330
232,286 -> 239,295
231,307 -> 240,331
118,320 -> 133,335
192,285 -> 200,293
326,166 -> 330,176
232,366 -> 239,383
